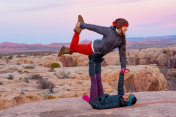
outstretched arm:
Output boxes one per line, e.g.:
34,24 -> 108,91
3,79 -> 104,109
118,72 -> 124,96
80,22 -> 111,36
118,44 -> 127,70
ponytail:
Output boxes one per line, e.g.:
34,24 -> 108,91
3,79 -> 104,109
112,18 -> 127,54
120,28 -> 126,53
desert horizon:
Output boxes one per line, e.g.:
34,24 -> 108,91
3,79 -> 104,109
0,34 -> 176,55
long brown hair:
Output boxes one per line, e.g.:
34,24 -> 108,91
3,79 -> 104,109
119,28 -> 126,53
113,18 -> 128,54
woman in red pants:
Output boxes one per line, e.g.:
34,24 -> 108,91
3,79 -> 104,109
58,15 -> 130,73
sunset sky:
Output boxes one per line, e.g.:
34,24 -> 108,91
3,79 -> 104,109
0,0 -> 175,44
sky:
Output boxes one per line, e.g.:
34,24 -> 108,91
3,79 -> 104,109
0,0 -> 176,44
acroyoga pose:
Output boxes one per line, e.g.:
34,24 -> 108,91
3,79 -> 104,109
58,15 -> 136,109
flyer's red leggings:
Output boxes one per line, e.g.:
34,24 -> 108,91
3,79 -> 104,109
70,32 -> 94,55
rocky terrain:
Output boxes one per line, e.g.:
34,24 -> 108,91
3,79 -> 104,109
0,91 -> 176,117
0,63 -> 167,110
58,47 -> 176,90
0,46 -> 175,111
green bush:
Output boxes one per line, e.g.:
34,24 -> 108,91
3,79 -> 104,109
71,61 -> 77,67
0,82 -> 3,85
0,56 -> 2,59
7,56 -> 13,59
51,63 -> 60,69
16,55 -> 22,58
24,66 -> 35,69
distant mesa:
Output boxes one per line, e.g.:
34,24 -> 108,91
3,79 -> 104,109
0,35 -> 176,54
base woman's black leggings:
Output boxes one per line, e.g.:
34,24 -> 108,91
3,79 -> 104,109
88,53 -> 105,100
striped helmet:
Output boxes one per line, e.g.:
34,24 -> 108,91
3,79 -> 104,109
112,18 -> 129,29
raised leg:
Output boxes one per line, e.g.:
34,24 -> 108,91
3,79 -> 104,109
70,32 -> 93,55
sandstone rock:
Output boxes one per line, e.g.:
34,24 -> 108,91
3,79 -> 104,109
15,58 -> 34,64
58,55 -> 76,67
100,65 -> 167,92
37,55 -> 61,68
0,62 -> 167,111
167,68 -> 176,77
0,94 -> 42,110
103,51 -> 120,65
0,91 -> 176,117
57,47 -> 176,69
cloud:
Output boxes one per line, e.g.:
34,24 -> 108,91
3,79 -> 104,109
0,0 -> 73,15
21,3 -> 72,12
72,0 -> 149,6
0,0 -> 150,15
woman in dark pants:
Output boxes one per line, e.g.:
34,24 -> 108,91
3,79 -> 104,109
82,55 -> 137,109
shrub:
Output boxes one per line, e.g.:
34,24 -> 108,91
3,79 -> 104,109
24,78 -> 30,83
54,70 -> 69,79
21,92 -> 25,95
7,56 -> 13,59
37,77 -> 55,92
27,74 -> 55,92
0,56 -> 2,59
0,82 -> 3,85
6,59 -> 9,64
24,66 -> 35,69
71,61 -> 77,67
30,74 -> 42,80
16,55 -> 22,58
51,63 -> 60,69
8,75 -> 14,80
76,81 -> 83,85
16,62 -> 21,65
